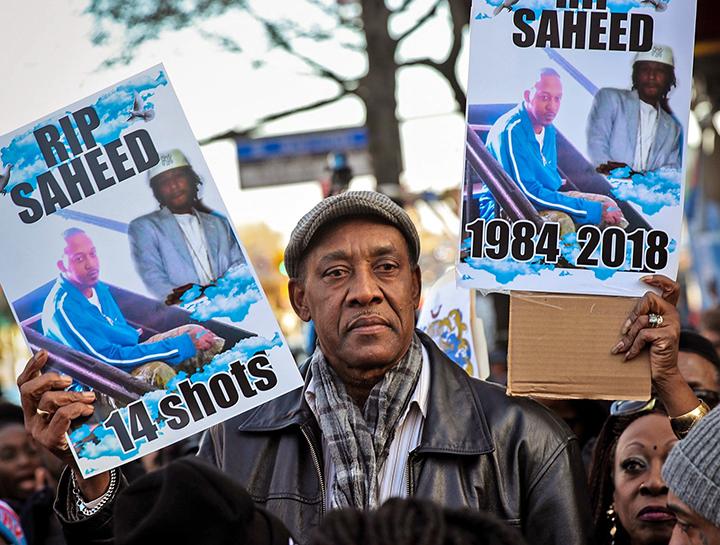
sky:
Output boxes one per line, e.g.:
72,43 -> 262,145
0,0 -> 468,238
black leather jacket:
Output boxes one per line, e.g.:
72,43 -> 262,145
55,332 -> 592,545
198,332 -> 592,544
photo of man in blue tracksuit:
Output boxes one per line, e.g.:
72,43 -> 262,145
475,68 -> 628,231
41,228 -> 221,389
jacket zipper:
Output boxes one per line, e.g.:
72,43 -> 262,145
301,425 -> 326,518
405,452 -> 416,497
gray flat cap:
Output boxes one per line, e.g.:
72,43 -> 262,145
284,191 -> 420,278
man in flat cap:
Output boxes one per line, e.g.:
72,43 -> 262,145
18,191 -> 591,544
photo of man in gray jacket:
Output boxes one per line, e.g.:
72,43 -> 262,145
587,44 -> 682,175
127,149 -> 244,302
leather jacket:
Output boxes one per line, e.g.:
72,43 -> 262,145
55,332 -> 592,545
199,332 -> 592,544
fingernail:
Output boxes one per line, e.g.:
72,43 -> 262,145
640,275 -> 653,282
60,375 -> 73,385
611,341 -> 624,354
621,319 -> 632,335
83,391 -> 96,400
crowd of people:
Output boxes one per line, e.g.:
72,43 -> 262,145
2,190 -> 720,545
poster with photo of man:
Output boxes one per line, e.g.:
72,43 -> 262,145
0,65 -> 303,477
457,0 -> 697,296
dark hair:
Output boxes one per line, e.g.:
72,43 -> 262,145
588,406 -> 668,545
700,307 -> 720,336
631,62 -> 677,114
309,498 -> 526,545
0,402 -> 24,431
149,166 -> 213,214
679,329 -> 720,375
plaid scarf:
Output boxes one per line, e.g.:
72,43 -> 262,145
308,333 -> 423,510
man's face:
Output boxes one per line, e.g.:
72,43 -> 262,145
524,74 -> 563,127
153,168 -> 195,213
58,233 -> 99,289
668,491 -> 720,545
289,218 -> 421,392
0,424 -> 41,501
677,351 -> 720,405
635,61 -> 671,104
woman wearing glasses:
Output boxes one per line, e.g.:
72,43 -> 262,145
589,276 -> 711,545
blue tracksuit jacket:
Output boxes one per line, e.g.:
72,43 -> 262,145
41,276 -> 196,371
476,104 -> 602,225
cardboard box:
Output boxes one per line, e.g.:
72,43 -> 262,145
508,292 -> 650,400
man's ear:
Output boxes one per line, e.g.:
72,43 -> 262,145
411,265 -> 422,310
57,260 -> 66,274
288,278 -> 312,322
523,89 -> 531,103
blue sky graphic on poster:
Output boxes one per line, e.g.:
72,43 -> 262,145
475,0 -> 671,19
0,71 -> 167,195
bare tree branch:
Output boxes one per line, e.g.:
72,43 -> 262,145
245,8 -> 357,90
399,0 -> 468,110
199,89 -> 353,145
197,28 -> 244,53
394,0 -> 442,43
391,0 -> 415,14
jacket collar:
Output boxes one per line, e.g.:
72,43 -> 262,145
235,331 -> 494,456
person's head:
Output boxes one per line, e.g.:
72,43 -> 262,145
678,330 -> 720,407
589,404 -> 677,545
663,406 -> 720,545
285,192 -> 421,402
632,45 -> 677,112
523,68 -> 563,128
699,308 -> 720,357
148,150 -> 203,214
309,498 -> 527,545
57,227 -> 99,292
0,403 -> 41,502
114,456 -> 290,545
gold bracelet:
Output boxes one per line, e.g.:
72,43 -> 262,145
669,400 -> 711,440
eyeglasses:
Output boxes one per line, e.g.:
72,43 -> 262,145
610,398 -> 656,417
610,388 -> 720,417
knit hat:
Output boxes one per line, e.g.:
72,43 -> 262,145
114,456 -> 291,545
284,191 -> 420,278
662,406 -> 720,526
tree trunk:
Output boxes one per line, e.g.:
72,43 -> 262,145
358,0 -> 404,200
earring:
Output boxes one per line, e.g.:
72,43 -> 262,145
606,504 -> 617,545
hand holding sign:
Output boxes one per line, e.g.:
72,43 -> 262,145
17,350 -> 111,500
612,275 -> 699,417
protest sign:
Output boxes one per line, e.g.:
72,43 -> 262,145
0,65 -> 303,477
457,0 -> 697,297
417,269 -> 489,379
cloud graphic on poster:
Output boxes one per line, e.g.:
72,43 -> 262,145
460,227 -> 650,282
70,333 -> 285,466
474,0 -> 671,20
608,168 -> 681,215
0,70 -> 167,195
180,263 -> 262,323
462,237 -> 549,283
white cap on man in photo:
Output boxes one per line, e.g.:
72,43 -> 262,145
634,44 -> 675,67
148,149 -> 191,181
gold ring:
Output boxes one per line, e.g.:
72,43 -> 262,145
36,408 -> 51,418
